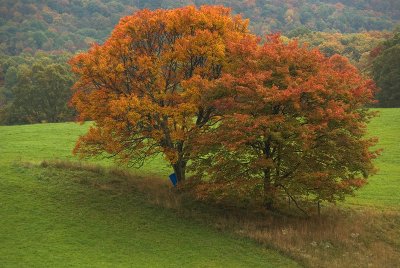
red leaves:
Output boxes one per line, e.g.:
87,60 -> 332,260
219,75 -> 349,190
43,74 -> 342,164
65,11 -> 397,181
190,33 -> 379,209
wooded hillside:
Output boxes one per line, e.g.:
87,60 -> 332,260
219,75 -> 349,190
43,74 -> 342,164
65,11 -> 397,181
0,0 -> 398,55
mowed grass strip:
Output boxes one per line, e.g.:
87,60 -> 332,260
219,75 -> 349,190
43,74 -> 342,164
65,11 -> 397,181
0,127 -> 298,266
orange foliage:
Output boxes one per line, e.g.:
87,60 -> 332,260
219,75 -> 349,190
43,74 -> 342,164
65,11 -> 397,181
70,6 -> 254,182
71,6 -> 379,210
189,34 -> 379,211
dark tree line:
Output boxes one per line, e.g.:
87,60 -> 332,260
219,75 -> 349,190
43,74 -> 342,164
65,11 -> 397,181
0,53 -> 75,124
371,27 -> 400,107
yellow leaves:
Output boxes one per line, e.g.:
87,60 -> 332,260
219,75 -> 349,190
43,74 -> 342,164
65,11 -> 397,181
164,6 -> 196,33
181,75 -> 214,102
115,63 -> 124,73
172,29 -> 226,66
279,35 -> 291,44
69,5 -> 258,173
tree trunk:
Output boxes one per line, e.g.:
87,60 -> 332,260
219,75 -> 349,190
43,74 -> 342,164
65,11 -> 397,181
173,160 -> 186,184
263,168 -> 275,210
263,136 -> 275,209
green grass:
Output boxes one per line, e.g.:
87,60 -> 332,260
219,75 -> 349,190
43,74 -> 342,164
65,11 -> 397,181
347,108 -> 400,207
0,123 -> 298,267
0,122 -> 171,177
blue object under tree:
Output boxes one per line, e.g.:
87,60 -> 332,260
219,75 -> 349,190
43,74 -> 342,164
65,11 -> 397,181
169,173 -> 177,187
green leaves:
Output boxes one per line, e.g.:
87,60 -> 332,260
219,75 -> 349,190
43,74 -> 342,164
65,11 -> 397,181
0,53 -> 75,124
372,29 -> 400,107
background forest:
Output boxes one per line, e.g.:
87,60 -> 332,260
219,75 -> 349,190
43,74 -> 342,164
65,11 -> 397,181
0,0 -> 399,124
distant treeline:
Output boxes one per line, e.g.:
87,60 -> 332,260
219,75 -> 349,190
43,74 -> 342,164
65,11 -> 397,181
0,0 -> 399,55
292,28 -> 400,107
0,53 -> 75,125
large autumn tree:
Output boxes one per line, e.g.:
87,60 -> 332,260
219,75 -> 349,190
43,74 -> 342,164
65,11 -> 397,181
70,6 -> 253,182
189,35 -> 379,211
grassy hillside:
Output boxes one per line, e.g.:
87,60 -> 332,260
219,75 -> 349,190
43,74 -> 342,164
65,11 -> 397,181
0,127 -> 297,266
0,108 -> 399,267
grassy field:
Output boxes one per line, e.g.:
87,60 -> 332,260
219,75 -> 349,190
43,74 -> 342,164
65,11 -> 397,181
0,108 -> 399,267
347,108 -> 400,207
0,122 -> 172,177
0,124 -> 298,266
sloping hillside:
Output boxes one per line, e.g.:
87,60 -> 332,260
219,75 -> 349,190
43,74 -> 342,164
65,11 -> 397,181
0,122 -> 299,267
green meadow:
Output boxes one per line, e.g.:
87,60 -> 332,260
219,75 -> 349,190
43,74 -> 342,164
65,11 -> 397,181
347,108 -> 400,207
0,108 -> 399,267
0,124 -> 297,266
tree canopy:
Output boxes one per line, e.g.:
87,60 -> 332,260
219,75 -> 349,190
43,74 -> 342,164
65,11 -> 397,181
187,35 -> 379,210
71,6 -> 379,211
70,5 -> 254,182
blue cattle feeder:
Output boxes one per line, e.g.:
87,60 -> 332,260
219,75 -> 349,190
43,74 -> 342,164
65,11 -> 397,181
169,173 -> 177,187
